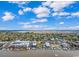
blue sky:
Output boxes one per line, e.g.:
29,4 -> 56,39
0,1 -> 79,30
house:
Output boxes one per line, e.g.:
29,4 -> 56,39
7,40 -> 38,50
8,40 -> 31,50
29,41 -> 37,49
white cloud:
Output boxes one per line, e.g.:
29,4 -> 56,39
43,27 -> 56,30
37,13 -> 49,18
21,24 -> 79,30
2,12 -> 15,21
71,12 -> 79,16
33,6 -> 50,18
21,25 -> 48,30
18,10 -> 24,15
59,22 -> 64,25
8,1 -> 30,8
52,12 -> 58,16
21,24 -> 60,30
33,6 -> 50,14
50,26 -> 79,30
52,12 -> 70,16
9,1 -> 25,9
18,19 -> 48,25
19,22 -> 31,25
50,1 -> 75,12
58,12 -> 70,16
19,19 -> 48,25
67,26 -> 79,30
9,1 -> 31,15
9,1 -> 27,5
32,19 -> 48,23
58,26 -> 79,30
42,1 -> 52,6
23,7 -> 32,12
51,12 -> 79,17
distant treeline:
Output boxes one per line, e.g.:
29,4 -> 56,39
0,32 -> 79,41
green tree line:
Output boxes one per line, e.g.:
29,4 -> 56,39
0,32 -> 79,42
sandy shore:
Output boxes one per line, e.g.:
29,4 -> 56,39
0,49 -> 79,57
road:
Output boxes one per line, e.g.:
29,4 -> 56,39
0,49 -> 79,57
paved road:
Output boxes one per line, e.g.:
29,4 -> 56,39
0,49 -> 79,57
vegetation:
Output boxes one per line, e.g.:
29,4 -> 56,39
0,31 -> 79,42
